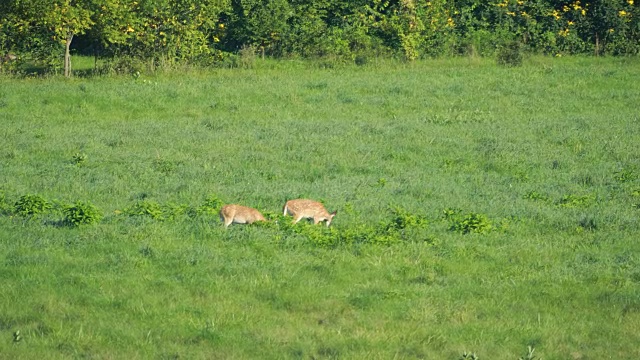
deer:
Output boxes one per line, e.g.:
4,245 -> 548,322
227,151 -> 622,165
3,54 -> 17,62
1,53 -> 18,65
1,54 -> 18,70
283,199 -> 337,227
219,204 -> 266,228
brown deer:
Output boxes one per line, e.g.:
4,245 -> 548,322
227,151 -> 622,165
1,54 -> 18,70
2,53 -> 18,62
283,199 -> 337,227
219,204 -> 266,228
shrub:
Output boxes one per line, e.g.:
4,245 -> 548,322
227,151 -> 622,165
162,203 -> 190,220
14,194 -> 51,217
385,206 -> 429,232
124,200 -> 164,220
63,201 -> 102,226
449,212 -> 493,234
197,194 -> 224,216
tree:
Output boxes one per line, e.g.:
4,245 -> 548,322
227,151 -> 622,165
44,1 -> 94,77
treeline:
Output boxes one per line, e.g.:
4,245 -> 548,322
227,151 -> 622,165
1,0 -> 639,74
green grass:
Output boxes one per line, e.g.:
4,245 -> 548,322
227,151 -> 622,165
1,56 -> 640,359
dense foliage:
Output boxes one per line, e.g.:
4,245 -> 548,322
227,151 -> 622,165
1,0 -> 639,74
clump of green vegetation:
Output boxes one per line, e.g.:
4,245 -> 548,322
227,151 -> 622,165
62,201 -> 102,226
72,152 -> 88,165
124,200 -> 164,220
445,208 -> 493,234
523,191 -> 549,202
122,199 -> 192,221
14,194 -> 51,217
557,194 -> 595,208
196,194 -> 224,216
162,202 -> 190,220
385,206 -> 428,232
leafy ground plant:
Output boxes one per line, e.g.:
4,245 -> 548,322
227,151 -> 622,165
62,201 -> 102,226
14,194 -> 50,217
444,208 -> 493,234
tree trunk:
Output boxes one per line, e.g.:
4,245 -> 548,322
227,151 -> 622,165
65,32 -> 74,78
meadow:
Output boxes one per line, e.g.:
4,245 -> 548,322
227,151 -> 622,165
1,56 -> 639,359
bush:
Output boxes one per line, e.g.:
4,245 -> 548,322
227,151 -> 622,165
448,211 -> 493,234
14,194 -> 51,217
63,201 -> 102,226
197,194 -> 224,215
124,200 -> 164,220
385,207 -> 428,232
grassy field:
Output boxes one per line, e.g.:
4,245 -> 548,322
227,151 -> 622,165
1,56 -> 639,359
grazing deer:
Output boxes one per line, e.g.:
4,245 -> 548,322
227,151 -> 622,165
283,199 -> 337,227
219,204 -> 266,228
1,54 -> 18,70
1,54 -> 17,65
3,54 -> 17,62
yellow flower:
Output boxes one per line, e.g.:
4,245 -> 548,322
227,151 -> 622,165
219,23 -> 225,29
568,21 -> 574,25
558,28 -> 569,37
213,36 -> 220,42
629,0 -> 634,5
507,11 -> 516,16
619,10 -> 628,16
609,28 -> 615,33
447,17 -> 455,27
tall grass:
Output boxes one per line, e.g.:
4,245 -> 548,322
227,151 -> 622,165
1,56 -> 639,359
